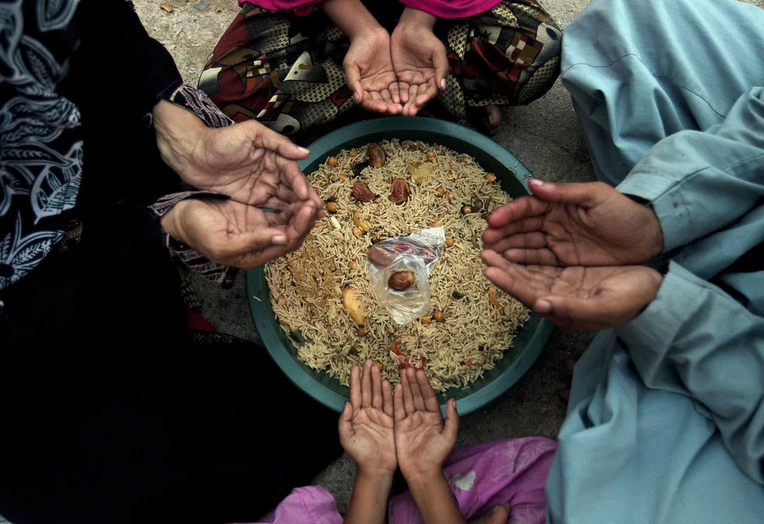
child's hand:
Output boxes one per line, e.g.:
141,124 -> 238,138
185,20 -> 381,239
339,359 -> 397,478
393,367 -> 458,482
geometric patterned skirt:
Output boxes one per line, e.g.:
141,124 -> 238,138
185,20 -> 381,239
198,0 -> 562,139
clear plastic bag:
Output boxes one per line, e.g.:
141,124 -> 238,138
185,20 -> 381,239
366,228 -> 445,325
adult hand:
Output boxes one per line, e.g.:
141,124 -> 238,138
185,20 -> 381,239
339,360 -> 397,478
394,367 -> 458,482
391,8 -> 448,116
483,180 -> 663,267
344,29 -> 402,115
154,101 -> 323,215
482,250 -> 664,330
160,198 -> 318,269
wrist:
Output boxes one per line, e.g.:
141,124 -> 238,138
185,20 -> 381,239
397,6 -> 437,30
153,99 -> 206,179
400,465 -> 444,486
321,0 -> 385,41
356,465 -> 395,484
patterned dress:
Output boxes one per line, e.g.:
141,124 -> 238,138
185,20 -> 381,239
198,1 -> 562,138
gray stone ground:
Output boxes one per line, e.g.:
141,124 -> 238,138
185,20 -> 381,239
134,0 -> 762,513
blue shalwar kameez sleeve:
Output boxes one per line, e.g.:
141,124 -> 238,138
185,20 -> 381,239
546,0 -> 764,521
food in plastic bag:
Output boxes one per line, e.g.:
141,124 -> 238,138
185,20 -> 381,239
366,228 -> 445,325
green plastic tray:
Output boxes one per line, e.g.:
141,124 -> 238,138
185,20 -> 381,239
246,117 -> 553,415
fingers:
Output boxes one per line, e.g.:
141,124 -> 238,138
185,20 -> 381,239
275,155 -> 311,202
534,267 -> 662,329
533,295 -> 625,330
482,229 -> 562,267
407,368 -> 426,412
283,201 -> 317,245
370,360 -> 383,410
414,79 -> 439,110
393,383 -> 406,422
443,398 -> 459,443
338,401 -> 354,440
485,196 -> 550,230
415,369 -> 440,413
349,364 -> 362,408
346,64 -> 363,105
484,230 -> 548,253
402,84 -> 421,116
388,81 -> 401,105
239,202 -> 317,268
433,46 -> 449,92
361,359 -> 373,408
382,380 -> 394,417
398,80 -> 411,104
247,120 -> 310,161
379,89 -> 401,115
527,179 -> 608,206
481,250 -> 556,308
501,248 -> 560,266
212,225 -> 290,265
401,368 -> 415,414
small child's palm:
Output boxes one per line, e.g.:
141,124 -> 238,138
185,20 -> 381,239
338,361 -> 398,475
395,411 -> 451,470
344,407 -> 396,472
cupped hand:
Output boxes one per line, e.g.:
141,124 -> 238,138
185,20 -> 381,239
482,250 -> 664,330
339,360 -> 397,477
394,367 -> 458,481
483,180 -> 663,267
390,21 -> 448,116
160,198 -> 318,269
344,29 -> 402,115
154,101 -> 323,214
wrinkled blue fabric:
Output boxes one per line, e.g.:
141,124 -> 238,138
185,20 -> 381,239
547,0 -> 764,521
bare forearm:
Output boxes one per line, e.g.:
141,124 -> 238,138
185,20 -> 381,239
397,6 -> 437,30
153,99 -> 206,179
344,468 -> 393,524
320,0 -> 384,40
406,472 -> 467,524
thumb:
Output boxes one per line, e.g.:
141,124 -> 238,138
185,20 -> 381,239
245,120 -> 310,160
527,179 -> 606,207
433,47 -> 449,90
345,63 -> 363,104
533,290 -> 642,330
443,398 -> 459,442
338,401 -> 354,440
217,226 -> 289,258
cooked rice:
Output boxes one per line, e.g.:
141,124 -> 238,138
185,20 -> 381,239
266,140 -> 530,392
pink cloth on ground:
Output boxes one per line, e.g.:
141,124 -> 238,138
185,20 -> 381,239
239,0 -> 503,19
231,437 -> 557,524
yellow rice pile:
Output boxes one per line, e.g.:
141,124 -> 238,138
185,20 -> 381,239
266,140 -> 529,391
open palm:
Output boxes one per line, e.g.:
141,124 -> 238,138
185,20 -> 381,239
390,24 -> 448,116
343,29 -> 401,115
339,360 -> 397,475
177,120 -> 323,213
394,367 -> 458,480
482,250 -> 664,329
483,180 -> 663,267
166,197 -> 317,269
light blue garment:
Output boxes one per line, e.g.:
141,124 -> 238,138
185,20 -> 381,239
546,0 -> 764,522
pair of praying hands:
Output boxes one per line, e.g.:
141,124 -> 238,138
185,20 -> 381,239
482,180 -> 667,330
344,11 -> 449,117
339,359 -> 458,482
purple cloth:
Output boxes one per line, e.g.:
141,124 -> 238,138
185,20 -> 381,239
232,438 -> 557,524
